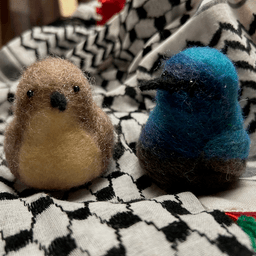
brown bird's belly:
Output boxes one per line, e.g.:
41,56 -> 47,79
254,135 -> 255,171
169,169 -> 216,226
19,109 -> 101,190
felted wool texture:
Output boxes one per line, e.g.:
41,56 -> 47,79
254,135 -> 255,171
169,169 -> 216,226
137,47 -> 250,195
4,57 -> 115,190
137,143 -> 246,195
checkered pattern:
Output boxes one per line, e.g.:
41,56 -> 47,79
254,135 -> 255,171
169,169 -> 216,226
0,185 -> 253,256
0,0 -> 255,255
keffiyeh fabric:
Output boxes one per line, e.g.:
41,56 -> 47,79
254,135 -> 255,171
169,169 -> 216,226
0,0 -> 255,255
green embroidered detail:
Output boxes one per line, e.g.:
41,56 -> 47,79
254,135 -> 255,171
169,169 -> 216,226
237,215 -> 256,252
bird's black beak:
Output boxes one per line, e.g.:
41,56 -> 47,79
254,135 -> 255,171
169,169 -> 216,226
50,91 -> 67,112
139,77 -> 178,93
139,71 -> 180,92
139,75 -> 206,97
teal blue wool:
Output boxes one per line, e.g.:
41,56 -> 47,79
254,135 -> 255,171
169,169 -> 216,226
139,47 -> 250,160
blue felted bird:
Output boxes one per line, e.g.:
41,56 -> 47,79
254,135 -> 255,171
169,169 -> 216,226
137,47 -> 250,195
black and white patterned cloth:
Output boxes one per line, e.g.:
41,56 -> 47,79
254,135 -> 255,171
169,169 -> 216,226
0,0 -> 255,255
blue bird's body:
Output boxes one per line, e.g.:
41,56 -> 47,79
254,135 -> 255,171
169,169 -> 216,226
137,47 -> 250,195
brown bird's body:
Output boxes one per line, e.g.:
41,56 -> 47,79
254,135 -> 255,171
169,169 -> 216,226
4,58 -> 114,190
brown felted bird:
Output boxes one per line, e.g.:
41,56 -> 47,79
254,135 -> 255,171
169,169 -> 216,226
4,57 -> 114,190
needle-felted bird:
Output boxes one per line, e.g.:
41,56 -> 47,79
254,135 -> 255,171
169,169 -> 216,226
4,57 -> 114,190
137,47 -> 250,195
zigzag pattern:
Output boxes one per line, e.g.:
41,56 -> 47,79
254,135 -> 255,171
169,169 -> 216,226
137,18 -> 256,78
68,0 -> 195,77
19,25 -> 92,60
69,23 -> 118,71
20,32 -> 40,60
209,21 -> 256,58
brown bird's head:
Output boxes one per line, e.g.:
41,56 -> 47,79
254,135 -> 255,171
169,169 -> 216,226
15,57 -> 96,126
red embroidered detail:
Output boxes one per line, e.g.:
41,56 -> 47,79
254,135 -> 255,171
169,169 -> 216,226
225,212 -> 256,222
96,0 -> 126,25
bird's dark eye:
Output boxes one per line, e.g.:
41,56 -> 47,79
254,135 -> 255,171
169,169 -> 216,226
161,71 -> 168,77
73,86 -> 80,92
27,90 -> 34,98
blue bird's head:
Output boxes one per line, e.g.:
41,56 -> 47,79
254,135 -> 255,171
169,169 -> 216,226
140,47 -> 239,106
140,47 -> 240,121
162,47 -> 239,101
